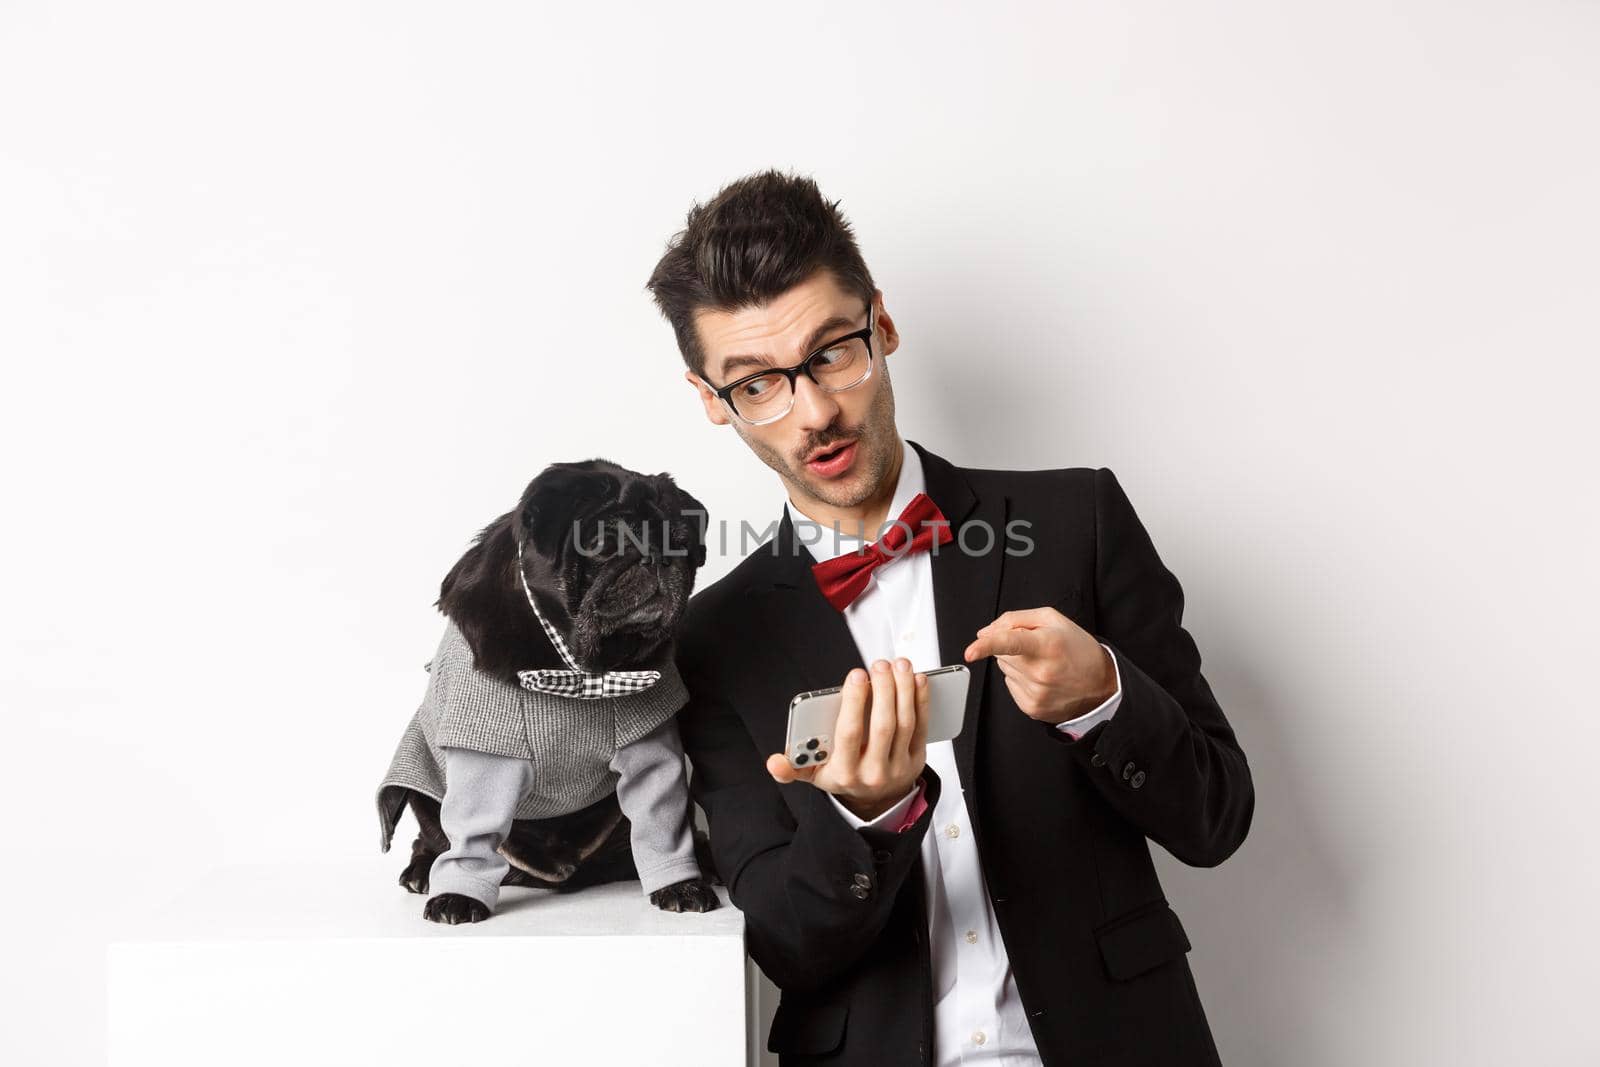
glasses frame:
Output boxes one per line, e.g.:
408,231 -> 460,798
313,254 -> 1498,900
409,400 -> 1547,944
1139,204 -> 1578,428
701,308 -> 876,426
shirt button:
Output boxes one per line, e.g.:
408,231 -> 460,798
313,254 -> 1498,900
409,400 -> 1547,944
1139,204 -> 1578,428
972,1030 -> 987,1046
945,823 -> 961,839
965,930 -> 978,944
852,872 -> 873,889
1122,760 -> 1137,780
1131,769 -> 1147,789
851,884 -> 870,900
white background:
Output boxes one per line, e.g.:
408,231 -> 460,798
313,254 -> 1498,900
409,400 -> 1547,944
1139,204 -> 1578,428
4,2 -> 1597,1063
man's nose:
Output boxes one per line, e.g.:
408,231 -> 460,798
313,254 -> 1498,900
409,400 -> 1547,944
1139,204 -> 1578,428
789,373 -> 840,430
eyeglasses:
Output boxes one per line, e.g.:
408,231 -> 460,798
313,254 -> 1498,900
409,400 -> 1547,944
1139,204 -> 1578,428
700,308 -> 876,426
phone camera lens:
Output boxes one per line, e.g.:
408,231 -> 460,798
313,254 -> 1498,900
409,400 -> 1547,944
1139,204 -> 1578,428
815,750 -> 828,761
794,753 -> 810,765
805,738 -> 819,750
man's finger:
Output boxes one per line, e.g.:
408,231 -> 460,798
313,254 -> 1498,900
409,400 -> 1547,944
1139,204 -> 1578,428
993,653 -> 1043,694
767,752 -> 817,784
829,667 -> 870,780
909,671 -> 929,765
863,659 -> 900,768
1000,671 -> 1047,716
965,625 -> 1043,662
991,652 -> 1022,678
975,607 -> 1061,636
893,659 -> 917,756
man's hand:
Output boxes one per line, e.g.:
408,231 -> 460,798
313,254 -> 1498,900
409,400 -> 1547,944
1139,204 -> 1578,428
963,606 -> 1116,725
766,657 -> 929,821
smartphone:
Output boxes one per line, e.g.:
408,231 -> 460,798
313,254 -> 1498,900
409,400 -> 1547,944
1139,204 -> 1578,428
784,663 -> 970,769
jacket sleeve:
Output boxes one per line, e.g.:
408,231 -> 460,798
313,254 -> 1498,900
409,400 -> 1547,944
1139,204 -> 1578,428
1046,466 -> 1255,868
675,635 -> 941,994
608,718 -> 704,896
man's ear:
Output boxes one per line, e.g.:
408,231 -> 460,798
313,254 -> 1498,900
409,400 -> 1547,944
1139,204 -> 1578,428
685,369 -> 732,427
871,288 -> 899,358
435,510 -> 545,684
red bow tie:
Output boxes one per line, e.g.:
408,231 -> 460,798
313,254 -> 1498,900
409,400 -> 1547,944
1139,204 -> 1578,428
809,492 -> 954,611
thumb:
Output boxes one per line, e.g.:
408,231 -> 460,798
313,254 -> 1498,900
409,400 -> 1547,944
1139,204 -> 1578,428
767,752 -> 816,785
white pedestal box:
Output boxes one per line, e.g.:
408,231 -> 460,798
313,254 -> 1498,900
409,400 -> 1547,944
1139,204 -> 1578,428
107,858 -> 749,1067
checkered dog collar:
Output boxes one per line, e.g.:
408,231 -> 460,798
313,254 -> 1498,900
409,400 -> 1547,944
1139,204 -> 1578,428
514,540 -> 662,699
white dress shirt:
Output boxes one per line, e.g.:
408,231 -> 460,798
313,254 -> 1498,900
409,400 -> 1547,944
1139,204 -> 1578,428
784,436 -> 1123,1066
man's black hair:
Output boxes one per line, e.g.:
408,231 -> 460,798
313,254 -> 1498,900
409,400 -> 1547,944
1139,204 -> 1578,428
645,168 -> 877,381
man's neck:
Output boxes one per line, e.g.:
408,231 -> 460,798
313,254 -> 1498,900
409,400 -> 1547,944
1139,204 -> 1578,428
786,437 -> 905,540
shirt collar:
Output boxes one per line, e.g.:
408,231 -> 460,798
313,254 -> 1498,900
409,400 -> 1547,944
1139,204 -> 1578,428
782,434 -> 925,563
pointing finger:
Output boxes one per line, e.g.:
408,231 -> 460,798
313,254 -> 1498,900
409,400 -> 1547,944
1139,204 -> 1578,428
965,625 -> 1043,662
975,607 -> 1060,635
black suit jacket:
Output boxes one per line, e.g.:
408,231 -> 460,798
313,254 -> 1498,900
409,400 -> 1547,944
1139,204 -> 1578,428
674,439 -> 1253,1066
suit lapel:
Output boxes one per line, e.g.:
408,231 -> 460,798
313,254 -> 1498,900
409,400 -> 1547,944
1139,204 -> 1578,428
747,508 -> 867,757
915,440 -> 1007,792
750,438 -> 1008,792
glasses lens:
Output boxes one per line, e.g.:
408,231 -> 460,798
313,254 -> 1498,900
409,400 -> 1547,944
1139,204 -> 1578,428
725,334 -> 872,423
729,371 -> 792,422
812,336 -> 870,391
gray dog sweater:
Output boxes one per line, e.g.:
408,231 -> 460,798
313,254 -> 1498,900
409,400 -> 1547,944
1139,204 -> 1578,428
375,619 -> 702,904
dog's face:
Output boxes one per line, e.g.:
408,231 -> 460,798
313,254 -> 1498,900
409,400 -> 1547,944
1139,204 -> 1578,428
516,459 -> 708,671
436,459 -> 708,683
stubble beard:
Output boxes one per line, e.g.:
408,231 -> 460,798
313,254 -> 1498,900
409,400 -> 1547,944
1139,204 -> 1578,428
738,364 -> 898,528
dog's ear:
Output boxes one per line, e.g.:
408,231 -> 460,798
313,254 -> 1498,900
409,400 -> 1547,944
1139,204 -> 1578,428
664,480 -> 709,569
518,463 -> 621,561
436,509 -> 550,683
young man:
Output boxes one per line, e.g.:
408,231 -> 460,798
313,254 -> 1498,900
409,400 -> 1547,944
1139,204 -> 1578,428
645,170 -> 1253,1066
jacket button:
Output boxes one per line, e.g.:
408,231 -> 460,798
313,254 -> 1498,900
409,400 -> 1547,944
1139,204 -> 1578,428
872,848 -> 893,864
1090,752 -> 1106,767
1130,770 -> 1147,788
1122,761 -> 1137,780
851,884 -> 870,900
852,872 -> 873,889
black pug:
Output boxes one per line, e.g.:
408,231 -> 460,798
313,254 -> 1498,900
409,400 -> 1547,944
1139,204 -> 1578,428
375,458 -> 722,923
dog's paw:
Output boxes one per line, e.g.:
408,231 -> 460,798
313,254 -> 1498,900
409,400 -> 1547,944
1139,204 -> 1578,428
649,877 -> 722,914
422,892 -> 490,924
398,856 -> 432,895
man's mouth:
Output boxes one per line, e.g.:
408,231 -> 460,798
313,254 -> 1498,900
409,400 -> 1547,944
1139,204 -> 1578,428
804,440 -> 858,478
